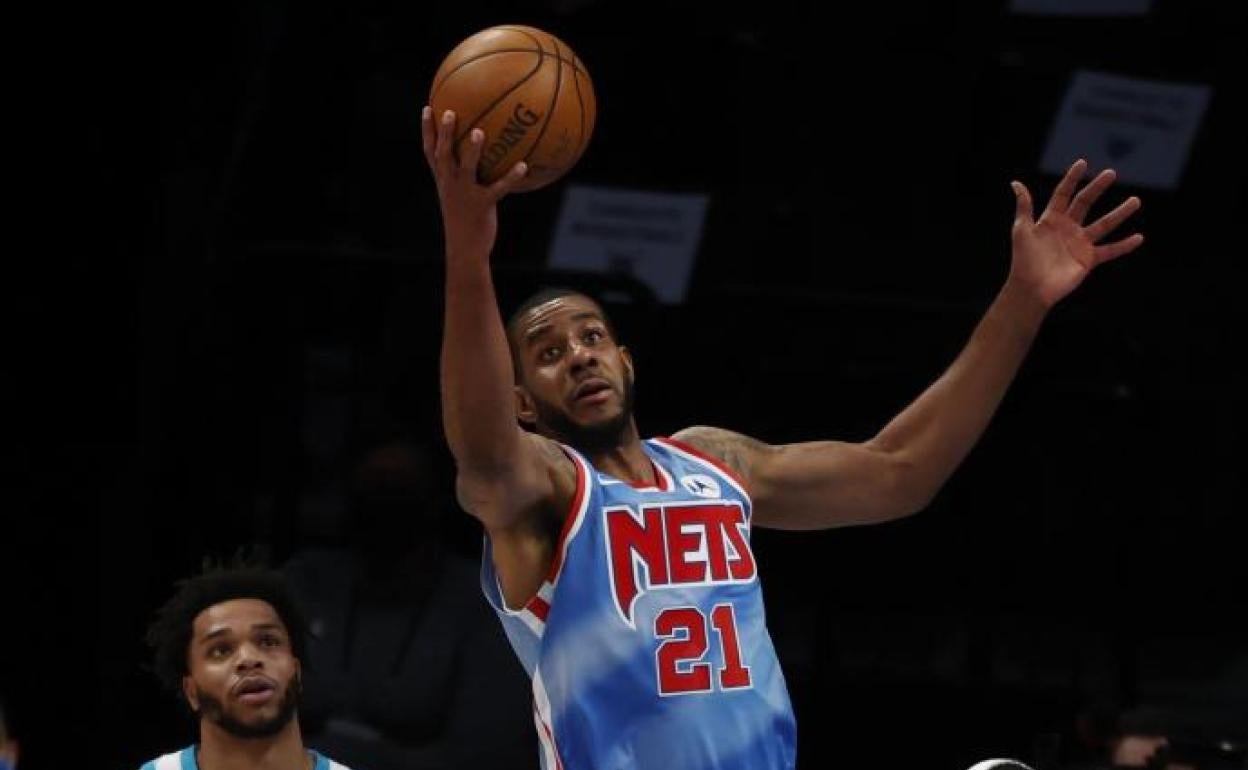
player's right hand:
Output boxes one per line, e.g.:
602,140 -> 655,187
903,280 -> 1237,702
421,107 -> 529,262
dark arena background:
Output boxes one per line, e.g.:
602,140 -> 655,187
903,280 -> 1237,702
6,1 -> 1246,769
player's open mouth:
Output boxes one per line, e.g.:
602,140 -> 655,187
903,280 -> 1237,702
234,676 -> 277,705
573,380 -> 612,405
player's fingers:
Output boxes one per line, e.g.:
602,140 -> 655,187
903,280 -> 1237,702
461,128 -> 486,174
1094,233 -> 1144,265
489,161 -> 529,200
433,109 -> 457,169
420,106 -> 436,168
1011,181 -> 1035,226
1045,158 -> 1087,215
1068,168 -> 1116,223
1085,196 -> 1142,242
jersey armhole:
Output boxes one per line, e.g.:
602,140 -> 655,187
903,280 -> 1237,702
479,446 -> 591,636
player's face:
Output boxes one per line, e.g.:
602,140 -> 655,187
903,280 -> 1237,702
183,598 -> 301,739
515,295 -> 635,449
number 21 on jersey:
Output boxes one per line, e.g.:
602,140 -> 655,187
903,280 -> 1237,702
654,603 -> 752,696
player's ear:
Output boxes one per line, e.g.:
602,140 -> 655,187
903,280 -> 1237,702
620,346 -> 635,384
515,386 -> 537,426
182,675 -> 199,711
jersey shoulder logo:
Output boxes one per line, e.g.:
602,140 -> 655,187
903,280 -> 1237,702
679,474 -> 721,498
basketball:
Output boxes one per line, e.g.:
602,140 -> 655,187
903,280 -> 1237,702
429,25 -> 596,193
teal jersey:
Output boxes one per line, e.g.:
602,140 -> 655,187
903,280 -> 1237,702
139,746 -> 351,770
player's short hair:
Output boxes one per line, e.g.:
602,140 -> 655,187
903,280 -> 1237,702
145,555 -> 309,694
505,287 -> 618,381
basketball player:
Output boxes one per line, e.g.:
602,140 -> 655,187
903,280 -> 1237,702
139,563 -> 354,770
422,106 -> 1143,770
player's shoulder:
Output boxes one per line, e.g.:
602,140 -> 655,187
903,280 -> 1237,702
137,746 -> 193,770
523,430 -> 579,468
668,424 -> 739,447
668,425 -> 772,456
664,425 -> 777,487
454,430 -> 578,528
520,431 -> 585,505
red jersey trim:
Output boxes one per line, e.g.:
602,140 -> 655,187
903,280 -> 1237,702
528,595 -> 551,622
545,446 -> 590,583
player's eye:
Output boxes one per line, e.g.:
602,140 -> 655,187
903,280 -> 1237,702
540,345 -> 562,362
208,644 -> 232,659
259,634 -> 283,648
584,328 -> 605,344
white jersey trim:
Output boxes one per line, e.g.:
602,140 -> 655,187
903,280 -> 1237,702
152,753 -> 183,770
533,665 -> 564,770
488,569 -> 549,637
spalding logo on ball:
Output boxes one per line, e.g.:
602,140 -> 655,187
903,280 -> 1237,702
429,25 -> 597,193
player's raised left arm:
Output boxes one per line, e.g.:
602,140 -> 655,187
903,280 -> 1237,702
674,159 -> 1143,530
675,277 -> 1042,529
670,426 -> 927,529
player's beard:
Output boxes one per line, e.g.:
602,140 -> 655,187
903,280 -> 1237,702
534,375 -> 636,455
193,675 -> 301,739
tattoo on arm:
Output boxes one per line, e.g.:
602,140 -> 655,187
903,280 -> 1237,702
672,426 -> 777,484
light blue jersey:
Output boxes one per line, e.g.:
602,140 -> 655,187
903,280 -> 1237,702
483,437 -> 797,770
139,746 -> 351,770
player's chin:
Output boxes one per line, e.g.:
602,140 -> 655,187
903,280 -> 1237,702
235,699 -> 288,730
571,400 -> 623,424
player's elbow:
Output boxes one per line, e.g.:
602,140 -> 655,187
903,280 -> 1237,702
877,452 -> 939,520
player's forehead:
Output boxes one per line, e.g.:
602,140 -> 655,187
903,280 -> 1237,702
520,295 -> 606,342
191,598 -> 284,640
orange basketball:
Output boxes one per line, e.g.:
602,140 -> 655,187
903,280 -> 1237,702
429,25 -> 596,193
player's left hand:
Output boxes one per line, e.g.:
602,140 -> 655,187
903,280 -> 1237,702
1007,158 -> 1144,310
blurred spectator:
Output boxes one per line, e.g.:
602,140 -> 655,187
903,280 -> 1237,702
0,698 -> 17,770
1068,653 -> 1246,770
283,439 -> 536,769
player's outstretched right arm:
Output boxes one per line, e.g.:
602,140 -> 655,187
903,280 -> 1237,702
422,107 -> 574,606
423,107 -> 529,489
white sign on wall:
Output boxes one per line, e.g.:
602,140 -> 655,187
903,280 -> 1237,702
548,185 -> 709,303
1041,70 -> 1212,190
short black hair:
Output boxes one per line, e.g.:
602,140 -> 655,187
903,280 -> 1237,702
145,556 -> 309,694
505,286 -> 619,380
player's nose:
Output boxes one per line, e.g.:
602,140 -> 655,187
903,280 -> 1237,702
234,643 -> 265,671
567,340 -> 599,370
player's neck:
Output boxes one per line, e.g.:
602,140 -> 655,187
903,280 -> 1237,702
196,719 -> 309,770
585,423 -> 654,485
